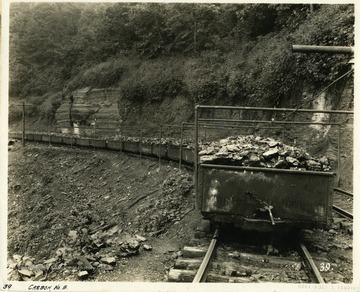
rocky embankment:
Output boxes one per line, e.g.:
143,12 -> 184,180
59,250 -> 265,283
7,141 -> 195,282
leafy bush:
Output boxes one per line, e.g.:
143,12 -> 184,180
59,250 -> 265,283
183,52 -> 229,103
8,104 -> 24,124
67,58 -> 134,90
291,4 -> 354,84
8,91 -> 63,128
120,57 -> 185,102
39,92 -> 64,119
236,4 -> 278,38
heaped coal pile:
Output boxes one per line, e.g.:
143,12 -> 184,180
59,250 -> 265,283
113,136 -> 193,147
199,135 -> 331,171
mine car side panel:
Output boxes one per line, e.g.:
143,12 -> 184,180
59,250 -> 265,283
198,164 -> 334,231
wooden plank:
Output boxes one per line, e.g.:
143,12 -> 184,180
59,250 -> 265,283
174,258 -> 202,270
167,269 -> 195,282
207,274 -> 253,283
182,246 -> 207,258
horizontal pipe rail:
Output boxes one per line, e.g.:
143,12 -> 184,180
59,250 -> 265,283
292,45 -> 354,55
183,122 -> 281,129
187,125 -> 282,131
196,105 -> 354,115
198,118 -> 341,126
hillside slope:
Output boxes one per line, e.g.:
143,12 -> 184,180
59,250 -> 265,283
8,3 -> 354,190
8,142 -> 201,281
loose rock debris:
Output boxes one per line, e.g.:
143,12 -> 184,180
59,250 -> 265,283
199,135 -> 331,171
8,226 -> 149,281
135,172 -> 193,234
7,142 -> 195,281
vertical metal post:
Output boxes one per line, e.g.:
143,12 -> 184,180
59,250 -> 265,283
159,125 -> 162,168
337,124 -> 341,187
48,124 -> 51,146
93,119 -> 96,151
194,106 -> 199,210
179,123 -> 184,169
193,15 -> 197,54
22,102 -> 25,146
140,125 -> 143,160
118,124 -> 123,153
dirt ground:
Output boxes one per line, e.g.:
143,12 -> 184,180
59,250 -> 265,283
7,140 -> 203,282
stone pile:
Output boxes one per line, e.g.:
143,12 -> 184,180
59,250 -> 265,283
7,226 -> 151,281
199,135 -> 331,172
7,255 -> 46,281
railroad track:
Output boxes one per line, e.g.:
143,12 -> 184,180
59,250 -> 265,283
167,227 -> 329,283
333,188 -> 353,221
298,242 -> 325,283
192,228 -> 219,283
332,205 -> 353,221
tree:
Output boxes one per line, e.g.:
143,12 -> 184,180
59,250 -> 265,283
10,3 -> 81,95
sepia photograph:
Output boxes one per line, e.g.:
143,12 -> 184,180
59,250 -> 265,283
1,1 -> 358,291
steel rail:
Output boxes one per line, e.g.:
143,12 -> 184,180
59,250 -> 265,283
332,205 -> 353,221
192,228 -> 220,283
299,242 -> 325,283
334,187 -> 353,198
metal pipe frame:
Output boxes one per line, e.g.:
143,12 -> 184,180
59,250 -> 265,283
195,107 -> 199,210
197,118 -> 342,126
196,105 -> 354,115
22,102 -> 25,146
179,122 -> 184,169
292,45 -> 354,55
183,122 -> 282,130
337,124 -> 341,186
194,106 -> 350,209
159,125 -> 162,168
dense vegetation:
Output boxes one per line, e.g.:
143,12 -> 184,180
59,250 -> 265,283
10,3 -> 354,107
